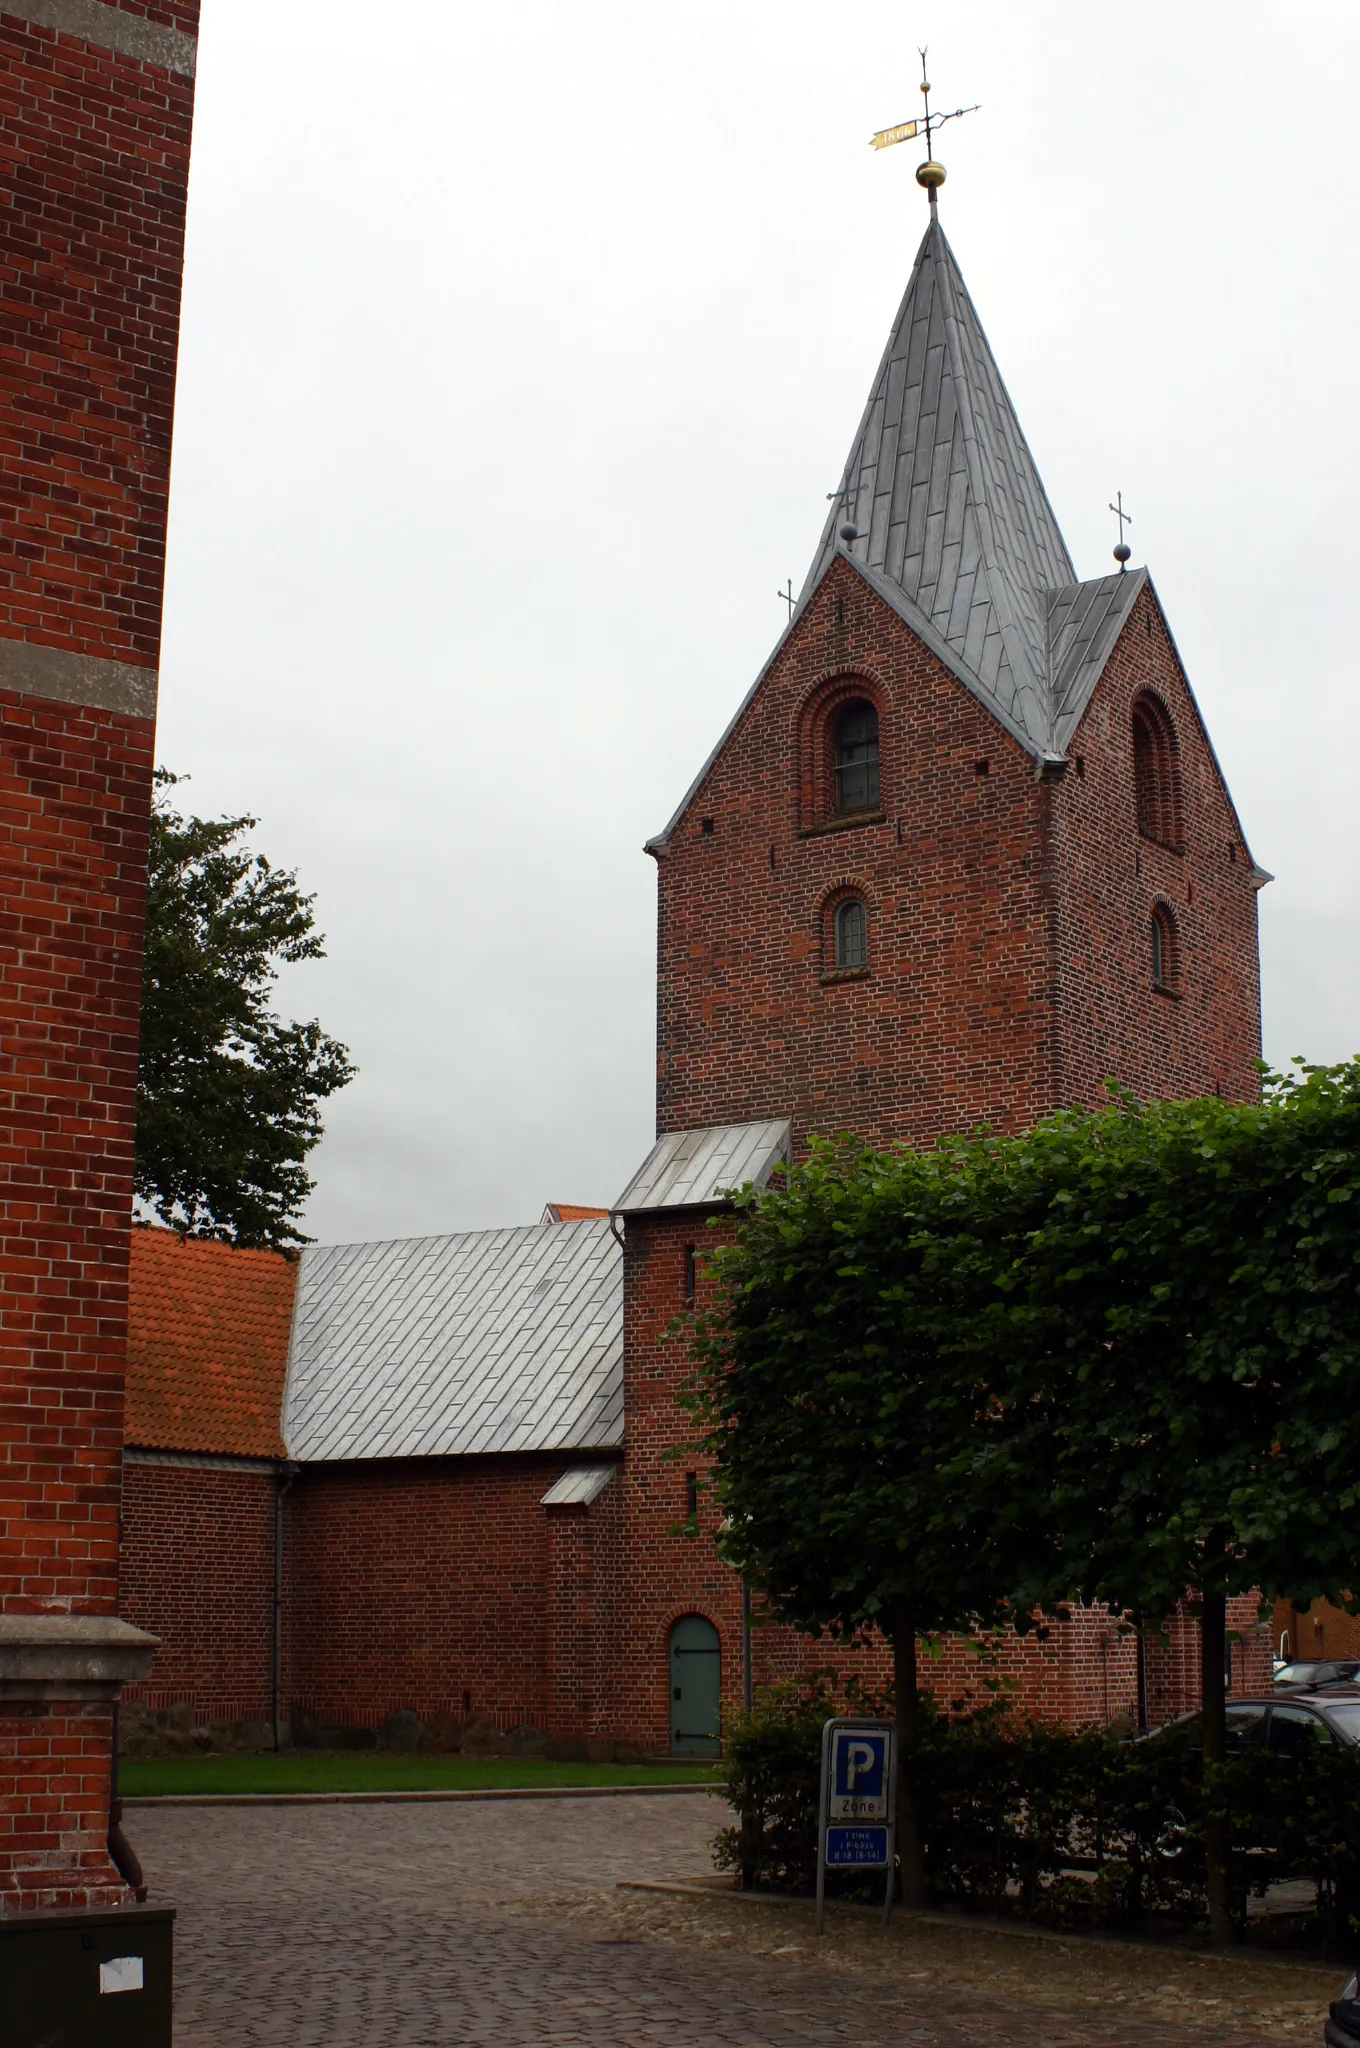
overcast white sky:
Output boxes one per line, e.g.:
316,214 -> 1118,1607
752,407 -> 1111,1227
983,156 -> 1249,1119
156,0 -> 1360,1244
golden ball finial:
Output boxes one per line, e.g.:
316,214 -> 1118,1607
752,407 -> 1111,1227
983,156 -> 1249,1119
915,159 -> 946,191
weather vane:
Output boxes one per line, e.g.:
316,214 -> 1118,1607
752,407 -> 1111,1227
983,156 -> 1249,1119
869,49 -> 979,207
1109,491 -> 1133,572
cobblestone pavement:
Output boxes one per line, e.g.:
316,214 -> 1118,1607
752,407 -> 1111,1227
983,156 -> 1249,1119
129,1793 -> 1336,2047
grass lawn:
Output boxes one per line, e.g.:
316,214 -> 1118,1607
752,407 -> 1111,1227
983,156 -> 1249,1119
120,1752 -> 725,1798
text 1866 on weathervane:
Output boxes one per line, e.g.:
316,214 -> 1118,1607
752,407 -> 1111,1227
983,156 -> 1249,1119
815,1718 -> 898,1933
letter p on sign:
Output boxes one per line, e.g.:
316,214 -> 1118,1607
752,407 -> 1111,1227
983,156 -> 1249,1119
845,1740 -> 876,1788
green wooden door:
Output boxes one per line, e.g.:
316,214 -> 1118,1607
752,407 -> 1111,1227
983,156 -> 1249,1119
669,1615 -> 721,1757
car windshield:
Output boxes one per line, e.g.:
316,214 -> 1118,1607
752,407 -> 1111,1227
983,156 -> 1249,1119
1319,1702 -> 1360,1744
1277,1662 -> 1358,1685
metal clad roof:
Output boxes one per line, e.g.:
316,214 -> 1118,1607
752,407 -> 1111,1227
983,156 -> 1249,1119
1048,569 -> 1147,745
800,216 -> 1074,757
613,1118 -> 792,1214
541,1463 -> 618,1507
281,1218 -> 623,1463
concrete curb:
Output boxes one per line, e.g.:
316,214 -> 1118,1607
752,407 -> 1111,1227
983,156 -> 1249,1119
124,1783 -> 720,1809
616,1881 -> 1340,1979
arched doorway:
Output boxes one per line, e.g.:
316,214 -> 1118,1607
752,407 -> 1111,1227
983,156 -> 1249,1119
669,1614 -> 721,1757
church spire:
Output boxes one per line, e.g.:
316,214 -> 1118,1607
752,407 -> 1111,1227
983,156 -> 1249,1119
800,215 -> 1141,760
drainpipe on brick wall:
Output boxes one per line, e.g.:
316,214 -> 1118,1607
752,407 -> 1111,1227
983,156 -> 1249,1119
741,1582 -> 752,1713
273,1463 -> 300,1752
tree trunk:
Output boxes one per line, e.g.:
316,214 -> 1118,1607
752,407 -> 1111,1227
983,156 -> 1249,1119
1200,1585 -> 1233,1948
890,1610 -> 930,1910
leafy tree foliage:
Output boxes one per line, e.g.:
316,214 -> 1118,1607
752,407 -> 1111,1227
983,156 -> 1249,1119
688,1133 -> 1063,1905
691,1065 -> 1360,1936
1001,1074 -> 1360,1939
135,772 -> 355,1250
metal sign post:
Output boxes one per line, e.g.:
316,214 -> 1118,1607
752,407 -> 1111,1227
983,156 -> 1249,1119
814,1717 -> 898,1934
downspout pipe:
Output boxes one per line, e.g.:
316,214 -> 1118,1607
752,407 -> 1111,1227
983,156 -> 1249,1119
273,1462 -> 300,1752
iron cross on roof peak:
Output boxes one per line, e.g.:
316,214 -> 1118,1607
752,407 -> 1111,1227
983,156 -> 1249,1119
1109,490 -> 1134,572
869,49 -> 979,207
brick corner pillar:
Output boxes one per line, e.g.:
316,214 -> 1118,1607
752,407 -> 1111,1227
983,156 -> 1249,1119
0,0 -> 200,1934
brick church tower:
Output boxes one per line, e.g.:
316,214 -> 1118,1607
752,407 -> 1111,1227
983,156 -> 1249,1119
596,201 -> 1268,1753
0,0 -> 200,1943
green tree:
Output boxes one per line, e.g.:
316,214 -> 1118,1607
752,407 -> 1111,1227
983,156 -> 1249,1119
1004,1077 -> 1360,1943
693,1069 -> 1360,1939
689,1134 -> 1063,1908
135,771 -> 355,1250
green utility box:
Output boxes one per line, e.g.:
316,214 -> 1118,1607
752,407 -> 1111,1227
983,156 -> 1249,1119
0,1904 -> 173,2047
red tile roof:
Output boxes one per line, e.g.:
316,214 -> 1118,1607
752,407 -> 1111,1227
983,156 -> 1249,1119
541,1203 -> 610,1223
125,1226 -> 295,1458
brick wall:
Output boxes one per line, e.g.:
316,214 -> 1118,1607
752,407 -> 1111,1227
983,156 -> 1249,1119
120,1458 -> 277,1725
1053,580 -> 1261,1106
655,557 -> 1054,1150
0,700 -> 154,1617
1270,1597 -> 1360,1666
0,1705 -> 127,1913
0,0 -> 199,1913
654,559 -> 1259,1151
285,1456 -> 584,1732
0,5 -> 197,662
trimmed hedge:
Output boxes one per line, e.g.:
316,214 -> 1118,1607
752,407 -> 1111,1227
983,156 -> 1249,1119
716,1680 -> 1360,1939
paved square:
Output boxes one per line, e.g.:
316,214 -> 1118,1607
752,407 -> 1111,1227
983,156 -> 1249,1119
129,1792 -> 1332,2046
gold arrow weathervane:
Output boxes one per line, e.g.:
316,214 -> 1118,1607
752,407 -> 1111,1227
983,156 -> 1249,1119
870,49 -> 979,205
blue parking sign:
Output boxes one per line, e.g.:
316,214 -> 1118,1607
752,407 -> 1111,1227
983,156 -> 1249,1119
816,1717 -> 898,1934
832,1730 -> 886,1804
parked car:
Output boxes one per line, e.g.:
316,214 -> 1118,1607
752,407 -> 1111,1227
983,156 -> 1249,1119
1275,1659 -> 1360,1690
1158,1689 -> 1360,1753
1326,1972 -> 1360,2047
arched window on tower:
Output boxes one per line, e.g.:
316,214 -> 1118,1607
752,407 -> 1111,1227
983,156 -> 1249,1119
834,701 -> 880,814
1151,902 -> 1178,992
834,898 -> 868,972
1132,693 -> 1183,849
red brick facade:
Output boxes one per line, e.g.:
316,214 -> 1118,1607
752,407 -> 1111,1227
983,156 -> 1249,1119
654,559 -> 1259,1152
283,1456 -> 593,1733
120,1459 -> 277,1726
0,0 -> 199,1913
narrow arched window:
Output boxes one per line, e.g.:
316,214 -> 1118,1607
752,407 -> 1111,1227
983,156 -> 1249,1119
834,899 -> 867,971
1132,694 -> 1182,849
1151,903 -> 1178,991
834,701 -> 880,813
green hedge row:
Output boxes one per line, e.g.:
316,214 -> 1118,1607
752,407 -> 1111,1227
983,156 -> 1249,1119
716,1681 -> 1360,1938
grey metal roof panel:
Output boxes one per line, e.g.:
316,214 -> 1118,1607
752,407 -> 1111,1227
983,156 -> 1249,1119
613,1118 -> 793,1214
541,1463 -> 618,1507
1048,568 -> 1147,747
281,1218 -> 623,1464
802,216 -> 1075,755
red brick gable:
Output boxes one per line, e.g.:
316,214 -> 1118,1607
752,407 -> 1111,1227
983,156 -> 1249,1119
125,1227 -> 293,1458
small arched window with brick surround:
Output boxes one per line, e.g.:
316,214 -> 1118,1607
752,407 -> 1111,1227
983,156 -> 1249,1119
1151,902 -> 1178,992
834,701 -> 880,814
834,898 -> 868,972
1132,693 -> 1183,849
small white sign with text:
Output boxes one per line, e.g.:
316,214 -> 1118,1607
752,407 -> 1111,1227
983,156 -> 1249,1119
99,1954 -> 145,1995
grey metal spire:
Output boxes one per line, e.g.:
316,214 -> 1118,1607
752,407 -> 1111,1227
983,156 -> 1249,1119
647,216 -> 1150,850
801,214 -> 1137,757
